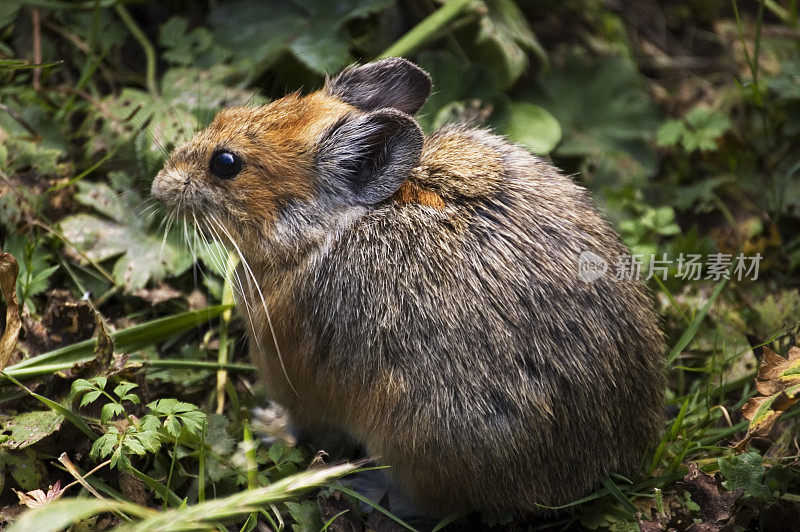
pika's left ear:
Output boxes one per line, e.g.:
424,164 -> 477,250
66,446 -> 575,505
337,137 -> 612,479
325,57 -> 432,115
316,109 -> 423,205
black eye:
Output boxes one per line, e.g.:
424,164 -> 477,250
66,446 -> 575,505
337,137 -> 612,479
209,150 -> 243,179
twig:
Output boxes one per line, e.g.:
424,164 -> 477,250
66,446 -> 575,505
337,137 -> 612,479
0,253 -> 22,371
32,8 -> 42,90
61,457 -> 112,492
58,452 -> 107,500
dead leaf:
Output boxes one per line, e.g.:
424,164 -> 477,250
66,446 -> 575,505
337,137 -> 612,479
118,471 -> 148,506
57,312 -> 117,378
736,346 -> 800,451
133,284 -> 182,305
681,463 -> 742,525
13,480 -> 67,508
0,252 -> 22,370
20,289 -> 95,355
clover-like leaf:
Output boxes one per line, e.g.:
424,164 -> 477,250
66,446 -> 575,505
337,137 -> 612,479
100,403 -> 124,424
114,382 -> 139,400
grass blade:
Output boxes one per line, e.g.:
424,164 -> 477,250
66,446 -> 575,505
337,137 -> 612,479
3,305 -> 232,377
665,278 -> 728,367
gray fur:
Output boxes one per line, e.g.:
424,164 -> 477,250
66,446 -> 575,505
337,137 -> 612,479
316,109 -> 424,205
244,125 -> 665,515
325,57 -> 432,115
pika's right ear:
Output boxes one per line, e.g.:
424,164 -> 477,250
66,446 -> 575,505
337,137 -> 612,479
316,109 -> 423,206
325,57 -> 431,115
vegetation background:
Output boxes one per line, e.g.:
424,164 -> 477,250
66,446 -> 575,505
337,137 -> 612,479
1,0 -> 799,530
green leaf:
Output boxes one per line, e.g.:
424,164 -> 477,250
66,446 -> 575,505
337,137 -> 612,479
164,416 -> 181,438
178,410 -> 206,436
525,54 -> 660,175
90,376 -> 108,390
497,101 -> 562,154
141,415 -> 161,433
719,451 -> 773,500
100,402 -> 124,424
70,378 -> 94,396
415,50 -> 499,132
0,448 -> 46,491
159,17 -> 229,67
209,0 -> 392,76
656,120 -> 685,147
60,208 -> 193,292
91,432 -> 118,460
133,431 -> 162,454
114,382 -> 138,399
80,390 -> 103,408
286,500 -> 323,532
463,0 -> 545,88
0,410 -> 64,450
268,442 -> 286,465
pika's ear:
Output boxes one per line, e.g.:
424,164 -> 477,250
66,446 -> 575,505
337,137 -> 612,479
325,57 -> 432,115
316,109 -> 423,205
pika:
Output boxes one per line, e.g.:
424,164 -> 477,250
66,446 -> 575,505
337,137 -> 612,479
152,58 -> 665,516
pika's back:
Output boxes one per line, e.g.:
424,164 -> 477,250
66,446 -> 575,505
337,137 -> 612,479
300,124 -> 664,512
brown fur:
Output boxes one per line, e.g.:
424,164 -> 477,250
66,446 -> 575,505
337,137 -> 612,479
152,58 -> 665,518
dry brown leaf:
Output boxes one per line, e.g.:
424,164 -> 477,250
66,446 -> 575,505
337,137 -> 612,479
0,252 -> 22,370
13,480 -> 67,509
735,346 -> 800,451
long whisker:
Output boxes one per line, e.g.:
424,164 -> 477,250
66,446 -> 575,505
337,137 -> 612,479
207,212 -> 298,396
202,216 -> 262,348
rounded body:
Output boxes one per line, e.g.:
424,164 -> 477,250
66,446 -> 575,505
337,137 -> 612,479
152,58 -> 665,516
244,126 -> 664,515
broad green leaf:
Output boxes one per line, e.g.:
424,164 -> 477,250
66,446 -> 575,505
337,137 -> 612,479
285,500 -> 323,532
60,212 -> 193,292
719,451 -> 772,500
209,0 -> 391,75
415,51 -> 499,132
0,410 -> 64,450
462,0 -> 546,88
525,55 -> 660,175
0,448 -> 46,491
497,101 -> 562,154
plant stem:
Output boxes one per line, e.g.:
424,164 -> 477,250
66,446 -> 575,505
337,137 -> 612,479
379,0 -> 473,59
114,3 -> 157,95
216,251 -> 238,414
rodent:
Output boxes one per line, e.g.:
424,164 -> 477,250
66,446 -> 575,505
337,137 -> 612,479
151,57 -> 665,517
